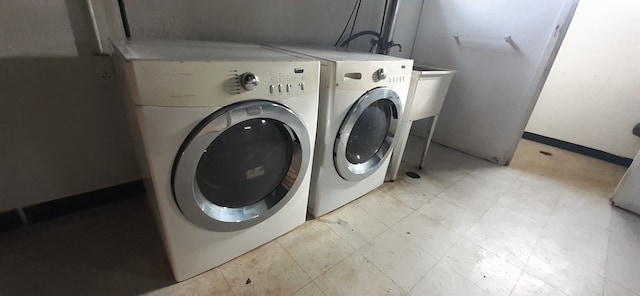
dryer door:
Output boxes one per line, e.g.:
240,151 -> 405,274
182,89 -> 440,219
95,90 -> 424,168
334,87 -> 401,181
172,100 -> 310,232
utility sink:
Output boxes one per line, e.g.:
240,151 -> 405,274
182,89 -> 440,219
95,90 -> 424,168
386,64 -> 456,181
404,65 -> 455,121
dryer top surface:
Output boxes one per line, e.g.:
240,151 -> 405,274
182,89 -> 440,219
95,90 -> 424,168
272,45 -> 413,63
115,40 -> 313,62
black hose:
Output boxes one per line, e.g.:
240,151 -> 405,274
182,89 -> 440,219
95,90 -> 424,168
117,0 -> 131,38
340,30 -> 381,48
382,43 -> 402,52
380,0 -> 389,35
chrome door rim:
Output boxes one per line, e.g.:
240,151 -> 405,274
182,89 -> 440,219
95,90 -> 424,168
334,87 -> 401,181
172,100 -> 310,232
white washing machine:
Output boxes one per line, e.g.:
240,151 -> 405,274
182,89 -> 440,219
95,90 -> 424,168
113,40 -> 319,281
270,46 -> 413,217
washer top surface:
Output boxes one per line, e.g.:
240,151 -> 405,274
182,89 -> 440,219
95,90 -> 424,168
273,45 -> 410,63
116,39 -> 311,62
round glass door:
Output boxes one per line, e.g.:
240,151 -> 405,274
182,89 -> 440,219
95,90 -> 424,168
334,87 -> 401,181
172,100 -> 310,232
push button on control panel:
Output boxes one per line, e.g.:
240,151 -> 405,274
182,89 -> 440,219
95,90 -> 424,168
268,69 -> 306,95
388,76 -> 406,83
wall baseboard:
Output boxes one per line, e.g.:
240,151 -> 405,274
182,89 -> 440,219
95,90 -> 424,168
0,210 -> 22,231
522,132 -> 633,167
0,180 -> 145,232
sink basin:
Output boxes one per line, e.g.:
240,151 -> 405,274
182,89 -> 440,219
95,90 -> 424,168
405,65 -> 455,121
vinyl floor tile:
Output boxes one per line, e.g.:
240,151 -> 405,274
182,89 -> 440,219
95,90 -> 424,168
2,138 -> 635,296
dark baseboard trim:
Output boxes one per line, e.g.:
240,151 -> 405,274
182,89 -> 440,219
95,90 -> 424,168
1,180 -> 145,231
522,132 -> 632,167
0,210 -> 23,231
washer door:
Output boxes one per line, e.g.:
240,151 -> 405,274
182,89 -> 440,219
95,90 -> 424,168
172,100 -> 310,232
334,87 -> 401,181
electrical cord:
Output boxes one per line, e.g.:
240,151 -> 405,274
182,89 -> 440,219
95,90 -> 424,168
334,0 -> 361,47
340,0 -> 388,51
346,0 -> 362,48
340,30 -> 381,48
337,0 -> 402,54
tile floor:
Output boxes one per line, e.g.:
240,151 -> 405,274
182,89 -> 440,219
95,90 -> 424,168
2,137 -> 639,296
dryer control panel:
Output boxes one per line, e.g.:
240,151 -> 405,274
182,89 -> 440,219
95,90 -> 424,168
125,61 -> 320,107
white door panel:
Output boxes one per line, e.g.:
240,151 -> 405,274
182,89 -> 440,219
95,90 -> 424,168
412,0 -> 578,164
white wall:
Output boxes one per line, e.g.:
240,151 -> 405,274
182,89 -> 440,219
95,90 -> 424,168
125,0 -> 424,58
0,1 -> 138,211
526,0 -> 640,159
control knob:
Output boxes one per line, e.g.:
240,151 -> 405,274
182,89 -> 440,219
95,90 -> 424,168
374,68 -> 387,82
239,72 -> 259,91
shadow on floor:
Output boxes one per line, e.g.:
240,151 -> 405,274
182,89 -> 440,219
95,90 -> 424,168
0,196 -> 174,296
510,139 -> 627,197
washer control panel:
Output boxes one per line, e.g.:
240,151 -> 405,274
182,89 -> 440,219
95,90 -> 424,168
334,60 -> 412,91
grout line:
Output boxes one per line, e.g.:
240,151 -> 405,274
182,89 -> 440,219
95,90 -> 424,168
308,280 -> 328,296
274,240 -> 315,287
515,179 -> 566,295
508,269 -> 526,296
309,249 -> 359,296
404,246 -> 446,293
356,204 -> 428,293
410,239 -> 487,295
459,238 -> 524,295
345,202 -> 390,247
362,189 -> 418,231
380,177 -> 480,237
448,266 -> 489,295
352,187 -> 458,294
457,173 -> 523,238
272,222 -> 347,296
382,197 -> 464,270
353,246 -> 410,295
313,202 -> 404,293
601,208 -> 616,296
429,196 -> 481,235
217,265 -> 237,296
313,215 -> 362,277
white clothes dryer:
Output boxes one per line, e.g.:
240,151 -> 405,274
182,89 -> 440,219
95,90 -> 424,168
113,40 -> 319,281
270,46 -> 412,217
